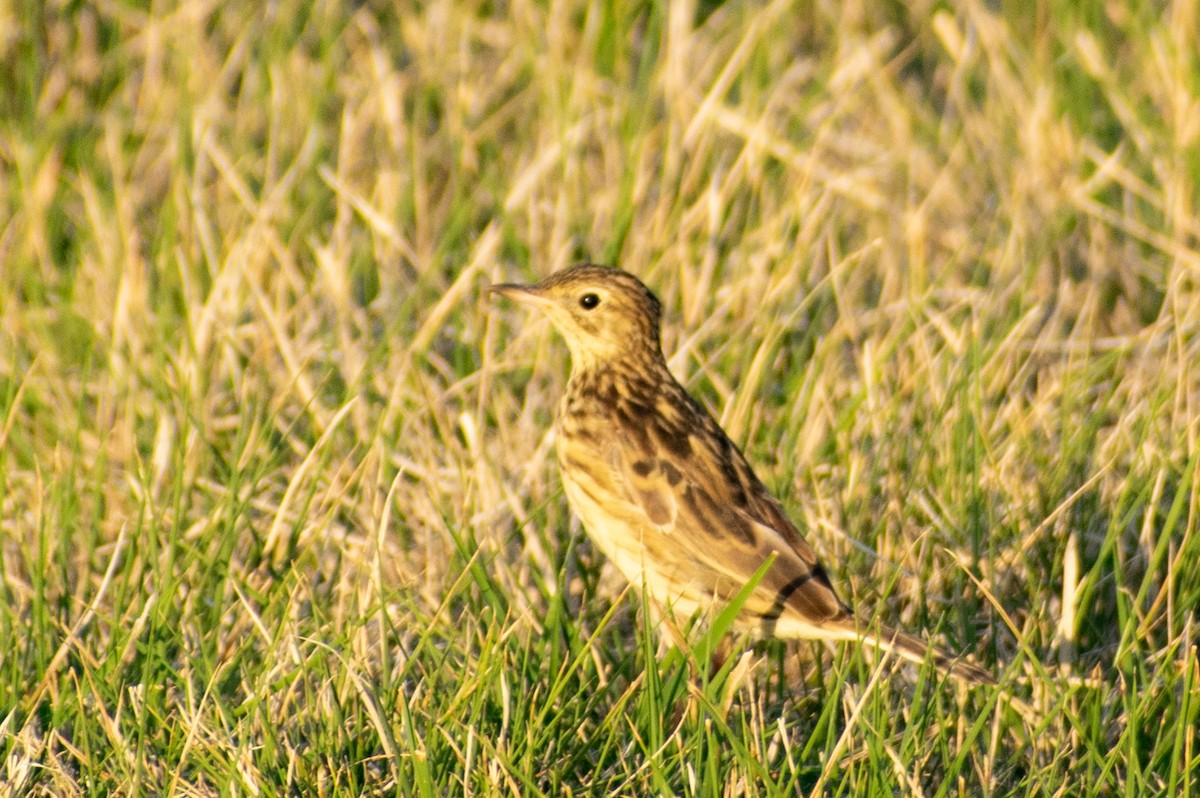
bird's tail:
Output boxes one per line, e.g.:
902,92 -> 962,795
849,621 -> 995,686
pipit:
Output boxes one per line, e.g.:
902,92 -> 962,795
492,264 -> 993,685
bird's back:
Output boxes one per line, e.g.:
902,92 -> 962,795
556,360 -> 852,636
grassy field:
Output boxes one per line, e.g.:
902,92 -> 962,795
2,0 -> 1198,794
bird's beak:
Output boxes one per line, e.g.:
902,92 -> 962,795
489,283 -> 554,310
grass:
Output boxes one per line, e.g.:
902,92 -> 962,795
1,0 -> 1198,794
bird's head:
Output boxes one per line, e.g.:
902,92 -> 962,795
491,264 -> 663,371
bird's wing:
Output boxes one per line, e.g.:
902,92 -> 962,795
608,395 -> 849,629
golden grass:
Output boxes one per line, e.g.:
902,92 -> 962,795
1,0 -> 1197,794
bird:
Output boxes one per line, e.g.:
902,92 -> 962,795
491,263 -> 994,685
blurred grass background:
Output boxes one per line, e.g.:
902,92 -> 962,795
1,0 -> 1198,794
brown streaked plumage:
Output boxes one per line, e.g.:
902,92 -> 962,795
492,263 -> 993,685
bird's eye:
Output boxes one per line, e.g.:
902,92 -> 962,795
579,293 -> 601,310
